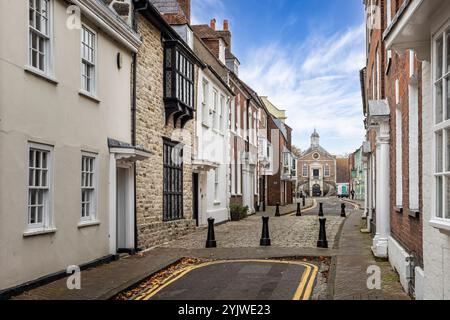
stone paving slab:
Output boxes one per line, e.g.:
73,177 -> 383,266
332,210 -> 410,300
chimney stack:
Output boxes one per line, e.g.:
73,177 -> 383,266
210,18 -> 216,30
223,19 -> 229,31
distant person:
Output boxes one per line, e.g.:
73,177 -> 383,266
351,190 -> 355,200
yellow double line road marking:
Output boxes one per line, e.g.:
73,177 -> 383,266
134,259 -> 319,301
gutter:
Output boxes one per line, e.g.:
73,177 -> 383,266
131,52 -> 140,252
72,0 -> 141,52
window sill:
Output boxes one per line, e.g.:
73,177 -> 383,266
429,219 -> 450,234
394,206 -> 403,214
23,227 -> 57,238
408,209 -> 420,219
24,66 -> 58,85
78,220 -> 101,229
79,91 -> 101,103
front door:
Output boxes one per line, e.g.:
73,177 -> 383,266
116,167 -> 134,253
312,184 -> 321,197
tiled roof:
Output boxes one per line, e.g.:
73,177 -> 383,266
192,24 -> 218,39
191,24 -> 231,46
260,96 -> 287,121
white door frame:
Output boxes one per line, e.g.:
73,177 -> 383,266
108,154 -> 135,254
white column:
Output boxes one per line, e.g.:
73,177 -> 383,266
372,120 -> 390,258
108,154 -> 117,255
363,160 -> 369,219
367,155 -> 373,231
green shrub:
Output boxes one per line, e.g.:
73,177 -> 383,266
230,204 -> 249,221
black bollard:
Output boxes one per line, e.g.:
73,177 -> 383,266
260,217 -> 271,246
296,202 -> 302,216
318,202 -> 324,217
302,196 -> 306,207
275,203 -> 281,217
341,203 -> 346,218
205,218 -> 217,248
317,217 -> 328,248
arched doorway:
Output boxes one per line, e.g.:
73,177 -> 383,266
312,184 -> 321,197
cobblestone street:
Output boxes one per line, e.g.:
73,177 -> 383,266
161,209 -> 344,249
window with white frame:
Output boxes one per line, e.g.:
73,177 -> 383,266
433,30 -> 450,220
202,79 -> 209,126
409,50 -> 420,210
231,151 -> 236,195
237,94 -> 241,136
81,154 -> 97,220
28,144 -> 52,230
212,89 -> 218,130
29,0 -> 52,73
214,168 -> 219,201
283,152 -> 290,175
244,109 -> 247,140
230,98 -> 236,133
386,0 -> 392,25
324,164 -> 330,177
395,104 -> 403,207
81,25 -> 96,94
302,164 -> 308,177
220,95 -> 225,133
253,113 -> 257,144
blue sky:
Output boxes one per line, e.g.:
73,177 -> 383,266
191,0 -> 366,155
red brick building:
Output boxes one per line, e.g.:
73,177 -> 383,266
362,0 -> 424,298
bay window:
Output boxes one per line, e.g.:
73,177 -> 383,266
29,0 -> 52,73
164,41 -> 195,127
433,29 -> 450,221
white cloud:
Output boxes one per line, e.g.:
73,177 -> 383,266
239,24 -> 366,155
191,0 -> 227,25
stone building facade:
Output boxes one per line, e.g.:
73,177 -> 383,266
132,1 -> 202,249
297,131 -> 336,197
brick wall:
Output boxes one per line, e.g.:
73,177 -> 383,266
386,49 -> 423,266
134,14 -> 195,250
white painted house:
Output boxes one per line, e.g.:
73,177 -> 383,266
193,66 -> 232,226
192,28 -> 234,226
0,0 -> 148,293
